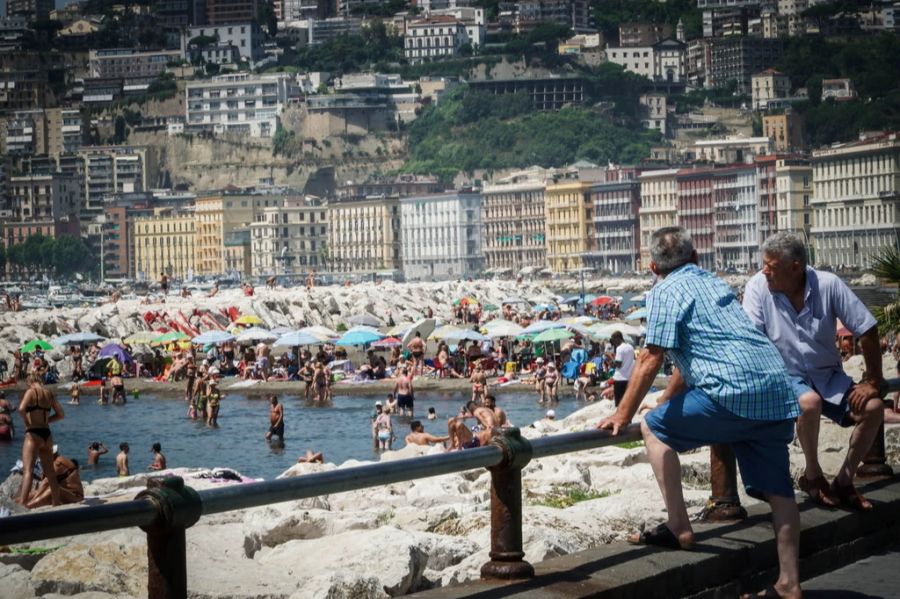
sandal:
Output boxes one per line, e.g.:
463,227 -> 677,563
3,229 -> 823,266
830,479 -> 873,511
627,523 -> 693,551
740,585 -> 782,598
797,475 -> 838,508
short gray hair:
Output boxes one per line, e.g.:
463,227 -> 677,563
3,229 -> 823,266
761,232 -> 807,268
649,227 -> 694,274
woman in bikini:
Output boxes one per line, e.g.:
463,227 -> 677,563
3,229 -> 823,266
18,376 -> 64,506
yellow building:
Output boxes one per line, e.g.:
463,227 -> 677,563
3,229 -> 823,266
638,168 -> 680,269
133,208 -> 196,279
194,193 -> 258,276
775,157 -> 813,238
544,180 -> 594,273
328,196 -> 402,275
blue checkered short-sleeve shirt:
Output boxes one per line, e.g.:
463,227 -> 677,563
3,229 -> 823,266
645,263 -> 799,421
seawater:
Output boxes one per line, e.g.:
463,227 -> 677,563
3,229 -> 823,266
0,390 -> 581,481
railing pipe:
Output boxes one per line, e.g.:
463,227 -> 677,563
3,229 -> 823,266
530,424 -> 641,459
200,444 -> 504,516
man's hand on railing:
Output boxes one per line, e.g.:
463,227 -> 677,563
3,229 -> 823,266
597,412 -> 631,436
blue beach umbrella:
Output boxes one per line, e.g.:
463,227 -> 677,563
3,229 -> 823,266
336,327 -> 384,346
52,332 -> 106,346
274,331 -> 323,346
521,320 -> 566,335
625,308 -> 648,321
442,328 -> 490,343
192,330 -> 236,344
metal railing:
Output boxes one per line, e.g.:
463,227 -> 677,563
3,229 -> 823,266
0,422 -> 642,598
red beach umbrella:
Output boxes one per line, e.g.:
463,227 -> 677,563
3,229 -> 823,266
591,296 -> 615,306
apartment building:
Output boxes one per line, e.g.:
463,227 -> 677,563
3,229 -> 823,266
185,73 -> 295,137
809,133 -> 899,268
249,195 -> 328,276
308,17 -> 362,45
76,146 -> 158,223
132,208 -> 196,279
585,168 -> 641,274
618,23 -> 670,47
1,173 -> 81,250
693,136 -> 773,164
821,78 -> 857,101
400,191 -> 483,281
638,168 -> 679,269
755,154 -> 779,243
5,0 -> 53,20
428,7 -> 486,48
181,22 -> 265,63
708,37 -> 783,93
751,68 -> 790,110
328,196 -> 402,276
763,111 -> 804,152
712,164 -> 759,271
545,180 -> 594,273
605,39 -> 686,83
88,49 -> 181,80
676,168 -> 717,271
404,16 -> 469,64
481,167 -> 548,274
205,0 -> 259,24
0,108 -> 85,157
775,157 -> 812,238
639,93 -> 668,136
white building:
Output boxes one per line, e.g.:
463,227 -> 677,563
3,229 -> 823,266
810,132 -> 900,269
88,48 -> 181,80
639,93 -> 668,136
605,39 -> 686,83
751,68 -> 790,111
481,167 -> 550,274
248,195 -> 328,276
400,190 -> 484,281
328,196 -> 402,276
775,157 -> 812,238
429,7 -> 485,48
821,78 -> 857,101
185,73 -> 295,137
181,22 -> 265,64
404,16 -> 469,64
712,164 -> 759,271
638,168 -> 679,268
692,136 -> 773,164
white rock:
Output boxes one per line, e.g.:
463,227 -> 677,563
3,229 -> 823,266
0,562 -> 36,598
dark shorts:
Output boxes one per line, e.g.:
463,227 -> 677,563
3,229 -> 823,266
643,388 -> 795,500
269,422 -> 284,438
397,393 -> 414,409
790,376 -> 853,427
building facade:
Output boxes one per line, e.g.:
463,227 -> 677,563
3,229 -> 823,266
763,111 -> 804,152
404,16 -> 469,64
676,168 -> 717,271
185,73 -> 295,137
400,191 -> 483,281
205,0 -> 259,24
544,180 -> 594,273
249,195 -> 328,276
481,168 -> 548,274
181,22 -> 265,63
88,49 -> 181,80
328,196 -> 402,276
775,157 -> 812,238
585,168 -> 641,274
605,39 -> 686,83
133,208 -> 196,279
638,168 -> 679,269
809,133 -> 900,268
751,68 -> 790,110
712,164 -> 759,271
708,37 -> 783,93
1,173 -> 81,252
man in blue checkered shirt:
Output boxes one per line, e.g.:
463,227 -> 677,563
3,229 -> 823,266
598,227 -> 801,599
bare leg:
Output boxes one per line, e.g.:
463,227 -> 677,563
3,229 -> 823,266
764,493 -> 802,599
17,435 -> 37,505
36,444 -> 61,506
641,419 -> 694,548
835,397 -> 884,485
796,391 -> 824,480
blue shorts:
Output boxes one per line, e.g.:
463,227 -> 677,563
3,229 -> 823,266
790,376 -> 852,427
643,388 -> 795,500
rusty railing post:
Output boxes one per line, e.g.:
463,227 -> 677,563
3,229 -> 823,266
481,427 -> 535,581
137,476 -> 203,599
701,444 -> 748,522
857,402 -> 893,478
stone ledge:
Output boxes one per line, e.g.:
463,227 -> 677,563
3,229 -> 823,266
410,474 -> 900,599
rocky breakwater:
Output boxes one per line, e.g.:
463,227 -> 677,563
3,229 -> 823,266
6,390 -> 896,599
0,280 -> 557,375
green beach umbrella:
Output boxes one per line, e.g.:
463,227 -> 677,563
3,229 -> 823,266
20,339 -> 53,353
152,331 -> 189,345
483,303 -> 500,311
532,328 -> 574,344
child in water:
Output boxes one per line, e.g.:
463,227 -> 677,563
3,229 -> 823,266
70,384 -> 80,405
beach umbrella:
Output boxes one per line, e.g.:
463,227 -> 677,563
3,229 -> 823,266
625,308 -> 648,321
124,331 -> 161,345
152,331 -> 189,345
630,293 -> 647,303
565,323 -> 597,340
99,343 -> 134,365
591,323 -> 643,339
483,321 -> 524,338
385,322 -> 413,337
274,331 -> 323,347
561,316 -> 595,325
428,324 -> 464,340
483,303 -> 500,312
371,336 -> 403,348
236,327 -> 278,344
20,339 -> 53,353
234,314 -> 264,326
299,325 -> 340,341
533,328 -> 574,344
192,330 -> 235,344
270,326 -> 294,336
443,328 -> 490,343
402,318 -> 437,345
590,296 -> 615,306
346,312 -> 382,327
501,296 -> 528,305
531,303 -> 559,313
336,327 -> 384,346
452,296 -> 478,306
52,332 -> 106,346
521,320 -> 565,335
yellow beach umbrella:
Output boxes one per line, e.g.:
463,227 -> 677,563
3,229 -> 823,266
235,314 -> 264,326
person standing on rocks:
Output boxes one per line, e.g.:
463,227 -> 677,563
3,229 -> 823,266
610,331 -> 635,407
597,227 -> 802,599
17,375 -> 64,506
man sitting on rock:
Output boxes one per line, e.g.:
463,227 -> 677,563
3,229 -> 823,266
598,227 -> 802,599
743,232 -> 887,511
448,400 -> 498,450
405,420 -> 449,447
26,446 -> 84,509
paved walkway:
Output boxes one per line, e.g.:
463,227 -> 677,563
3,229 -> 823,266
801,543 -> 898,599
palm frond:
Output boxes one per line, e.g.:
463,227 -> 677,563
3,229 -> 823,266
873,302 -> 900,335
872,245 -> 900,283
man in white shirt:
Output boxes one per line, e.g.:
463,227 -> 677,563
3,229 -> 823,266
611,331 -> 635,406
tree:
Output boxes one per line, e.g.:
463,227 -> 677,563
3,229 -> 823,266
114,115 -> 128,143
52,236 -> 90,274
872,246 -> 900,334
